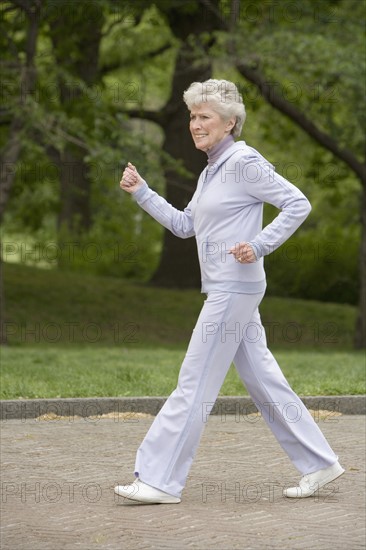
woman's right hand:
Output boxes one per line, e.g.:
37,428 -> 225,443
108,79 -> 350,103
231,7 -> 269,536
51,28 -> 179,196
120,162 -> 144,194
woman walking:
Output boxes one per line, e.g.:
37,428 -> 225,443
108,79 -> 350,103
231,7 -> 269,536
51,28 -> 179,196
115,79 -> 344,504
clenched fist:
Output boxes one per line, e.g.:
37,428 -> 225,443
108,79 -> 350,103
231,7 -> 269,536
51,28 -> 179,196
120,162 -> 144,194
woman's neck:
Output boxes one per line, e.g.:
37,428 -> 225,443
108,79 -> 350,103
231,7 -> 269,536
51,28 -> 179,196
206,134 -> 235,166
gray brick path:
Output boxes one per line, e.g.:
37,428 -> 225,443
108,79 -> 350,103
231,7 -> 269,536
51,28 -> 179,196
1,412 -> 365,550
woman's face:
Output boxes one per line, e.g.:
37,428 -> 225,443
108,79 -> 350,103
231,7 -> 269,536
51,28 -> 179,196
189,103 -> 235,152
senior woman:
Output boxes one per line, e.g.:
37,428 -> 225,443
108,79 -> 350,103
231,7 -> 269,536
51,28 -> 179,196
115,79 -> 344,504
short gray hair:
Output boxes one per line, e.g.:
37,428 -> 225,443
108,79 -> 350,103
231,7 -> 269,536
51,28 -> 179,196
183,79 -> 246,138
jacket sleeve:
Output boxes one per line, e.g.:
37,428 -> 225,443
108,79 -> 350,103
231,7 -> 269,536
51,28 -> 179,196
241,155 -> 311,259
131,181 -> 195,239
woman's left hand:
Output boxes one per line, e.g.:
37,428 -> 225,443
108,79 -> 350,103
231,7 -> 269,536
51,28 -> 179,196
229,242 -> 257,264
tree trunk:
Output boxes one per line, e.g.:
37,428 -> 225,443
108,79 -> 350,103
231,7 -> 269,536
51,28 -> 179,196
149,0 -> 223,288
56,147 -> 92,233
0,0 -> 40,344
48,4 -> 103,235
150,46 -> 211,288
354,182 -> 366,348
0,253 -> 6,345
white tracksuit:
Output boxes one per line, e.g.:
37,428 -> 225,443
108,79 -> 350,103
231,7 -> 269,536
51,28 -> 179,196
130,139 -> 338,498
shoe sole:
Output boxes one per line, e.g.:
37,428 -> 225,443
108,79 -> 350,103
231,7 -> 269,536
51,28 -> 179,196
114,487 -> 181,504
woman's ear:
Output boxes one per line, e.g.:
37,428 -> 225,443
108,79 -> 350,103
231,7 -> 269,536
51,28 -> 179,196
226,117 -> 236,132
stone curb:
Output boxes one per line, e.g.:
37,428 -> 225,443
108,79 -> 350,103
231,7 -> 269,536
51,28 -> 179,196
1,395 -> 365,420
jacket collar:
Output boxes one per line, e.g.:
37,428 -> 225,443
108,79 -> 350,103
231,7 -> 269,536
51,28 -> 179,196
206,140 -> 248,177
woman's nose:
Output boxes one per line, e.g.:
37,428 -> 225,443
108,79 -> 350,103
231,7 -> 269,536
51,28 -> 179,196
191,120 -> 201,131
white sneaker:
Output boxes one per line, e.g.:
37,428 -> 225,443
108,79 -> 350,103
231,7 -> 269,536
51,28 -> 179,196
284,461 -> 345,498
114,478 -> 181,504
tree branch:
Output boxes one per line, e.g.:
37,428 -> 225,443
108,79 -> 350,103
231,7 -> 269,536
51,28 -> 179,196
199,0 -> 226,26
112,106 -> 166,125
236,61 -> 366,184
100,43 -> 173,76
102,15 -> 128,38
200,0 -> 365,185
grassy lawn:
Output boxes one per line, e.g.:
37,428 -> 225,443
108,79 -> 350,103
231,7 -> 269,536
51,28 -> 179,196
1,346 -> 365,399
1,263 -> 364,399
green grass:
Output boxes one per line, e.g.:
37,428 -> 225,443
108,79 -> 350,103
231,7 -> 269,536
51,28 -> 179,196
1,263 -> 364,399
3,262 -> 357,348
0,347 -> 364,399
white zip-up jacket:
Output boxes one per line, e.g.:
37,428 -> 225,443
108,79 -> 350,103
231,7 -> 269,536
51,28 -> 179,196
132,140 -> 311,294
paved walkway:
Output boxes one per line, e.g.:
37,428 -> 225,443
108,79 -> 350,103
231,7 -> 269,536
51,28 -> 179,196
1,410 -> 365,549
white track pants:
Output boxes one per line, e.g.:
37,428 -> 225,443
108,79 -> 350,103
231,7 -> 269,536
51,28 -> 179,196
134,292 -> 338,498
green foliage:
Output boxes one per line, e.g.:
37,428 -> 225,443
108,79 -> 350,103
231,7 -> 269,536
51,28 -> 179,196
216,0 -> 365,157
210,0 -> 363,306
261,151 -> 360,304
264,227 -> 359,304
0,0 -> 364,305
1,0 -> 174,279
